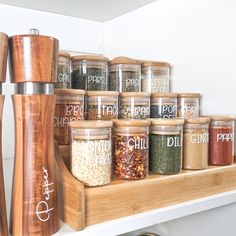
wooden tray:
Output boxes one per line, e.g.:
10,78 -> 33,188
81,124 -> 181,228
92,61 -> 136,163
55,143 -> 236,231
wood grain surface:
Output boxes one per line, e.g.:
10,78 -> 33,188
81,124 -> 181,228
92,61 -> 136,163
11,95 -> 60,236
9,35 -> 59,83
55,143 -> 85,230
56,145 -> 236,229
0,32 -> 8,83
0,96 -> 8,236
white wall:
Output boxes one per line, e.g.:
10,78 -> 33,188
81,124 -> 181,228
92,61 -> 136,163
0,4 -> 104,159
104,0 -> 236,116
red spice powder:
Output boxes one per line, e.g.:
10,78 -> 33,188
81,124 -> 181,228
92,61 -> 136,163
209,127 -> 233,165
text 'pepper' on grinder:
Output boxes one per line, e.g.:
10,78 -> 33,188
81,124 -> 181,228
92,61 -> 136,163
0,32 -> 8,236
9,29 -> 60,236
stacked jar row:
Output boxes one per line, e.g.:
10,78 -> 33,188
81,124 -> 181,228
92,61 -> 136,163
69,116 -> 235,187
56,52 -> 170,93
54,90 -> 200,145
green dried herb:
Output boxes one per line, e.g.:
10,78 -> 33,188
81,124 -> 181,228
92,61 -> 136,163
149,134 -> 182,174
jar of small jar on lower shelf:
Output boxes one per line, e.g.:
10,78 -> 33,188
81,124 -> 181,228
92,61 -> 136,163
71,55 -> 109,91
112,119 -> 150,180
56,51 -> 71,89
86,91 -> 119,120
150,93 -> 177,118
178,93 -> 201,118
119,92 -> 151,119
209,116 -> 235,166
141,61 -> 170,93
149,118 -> 184,174
109,57 -> 141,92
70,120 -> 113,186
183,117 -> 210,170
54,89 -> 85,145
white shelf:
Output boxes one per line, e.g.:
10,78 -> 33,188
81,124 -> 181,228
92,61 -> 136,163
0,0 -> 158,22
54,190 -> 236,236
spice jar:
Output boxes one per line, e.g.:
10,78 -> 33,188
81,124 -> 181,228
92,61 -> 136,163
112,119 -> 150,180
183,118 -> 210,170
109,57 -> 141,92
54,89 -> 85,146
149,118 -> 184,174
150,93 -> 177,118
70,120 -> 112,186
209,116 -> 235,166
56,51 -> 71,89
178,93 -> 201,118
119,92 -> 151,119
71,55 -> 109,91
141,61 -> 170,93
86,91 -> 119,120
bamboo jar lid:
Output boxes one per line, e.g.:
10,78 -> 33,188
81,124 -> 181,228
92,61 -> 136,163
9,34 -> 59,83
178,93 -> 201,98
0,32 -> 8,83
58,51 -> 71,58
112,119 -> 151,127
55,89 -> 85,95
71,55 -> 109,62
120,92 -> 151,97
151,93 -> 178,98
70,120 -> 113,128
150,118 -> 185,126
142,60 -> 170,67
185,117 -> 210,124
206,115 -> 236,121
110,56 -> 141,65
86,91 -> 119,97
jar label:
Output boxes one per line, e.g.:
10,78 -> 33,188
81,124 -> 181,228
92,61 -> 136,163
190,132 -> 209,144
120,105 -> 150,119
217,133 -> 234,142
35,166 -> 54,222
150,104 -> 176,118
167,136 -> 181,147
152,78 -> 169,93
88,75 -> 106,85
57,73 -> 70,83
127,137 -> 148,150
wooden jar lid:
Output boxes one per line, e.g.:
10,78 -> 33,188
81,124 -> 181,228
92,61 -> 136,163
110,56 -> 141,65
70,120 -> 113,129
120,92 -> 151,97
86,91 -> 119,97
206,115 -> 236,121
185,117 -> 210,124
0,32 -> 8,83
9,34 -> 59,83
55,89 -> 85,95
142,60 -> 170,67
58,51 -> 71,58
151,93 -> 178,98
112,119 -> 151,127
150,118 -> 185,126
71,55 -> 109,62
178,93 -> 201,98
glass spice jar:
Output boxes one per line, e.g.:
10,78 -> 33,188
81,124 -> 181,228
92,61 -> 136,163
112,119 -> 150,180
70,120 -> 113,186
55,51 -> 71,89
141,61 -> 170,93
183,117 -> 210,170
54,89 -> 85,145
208,116 -> 235,166
109,57 -> 141,92
150,93 -> 177,118
86,91 -> 119,120
71,55 -> 109,91
178,93 -> 201,118
119,92 -> 151,119
149,118 -> 184,175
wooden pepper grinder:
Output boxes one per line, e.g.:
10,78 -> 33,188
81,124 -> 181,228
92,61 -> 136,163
9,29 -> 60,236
0,32 -> 8,236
